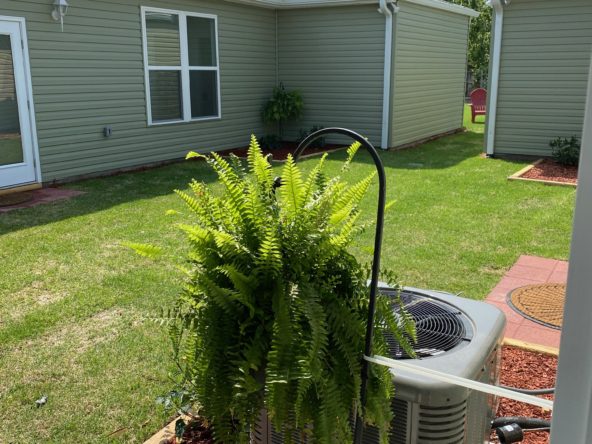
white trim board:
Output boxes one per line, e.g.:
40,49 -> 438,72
0,15 -> 41,187
225,0 -> 479,17
402,0 -> 479,17
140,6 -> 222,126
551,52 -> 592,444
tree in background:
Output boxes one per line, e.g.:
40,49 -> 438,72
447,0 -> 492,87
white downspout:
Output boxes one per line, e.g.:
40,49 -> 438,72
379,0 -> 397,150
486,0 -> 504,155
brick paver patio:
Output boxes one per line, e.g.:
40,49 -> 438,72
485,255 -> 567,349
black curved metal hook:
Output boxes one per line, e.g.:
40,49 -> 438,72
294,127 -> 386,444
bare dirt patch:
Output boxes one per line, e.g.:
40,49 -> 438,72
520,159 -> 578,185
26,307 -> 139,353
0,308 -> 142,399
1,282 -> 68,325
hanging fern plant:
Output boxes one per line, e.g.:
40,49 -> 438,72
129,136 -> 415,443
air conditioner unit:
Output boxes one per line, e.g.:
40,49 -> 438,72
252,286 -> 506,444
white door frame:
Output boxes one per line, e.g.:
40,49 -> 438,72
550,54 -> 592,444
0,15 -> 40,188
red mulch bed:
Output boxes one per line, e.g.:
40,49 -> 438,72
491,345 -> 557,444
167,345 -> 557,444
219,141 -> 345,161
521,159 -> 578,185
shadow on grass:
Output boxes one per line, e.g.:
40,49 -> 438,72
342,130 -> 530,173
0,129 -> 527,236
0,159 -> 218,236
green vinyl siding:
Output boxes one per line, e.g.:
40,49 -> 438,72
0,0 -> 276,181
0,0 -> 475,182
493,0 -> 592,156
391,1 -> 469,147
277,6 -> 385,146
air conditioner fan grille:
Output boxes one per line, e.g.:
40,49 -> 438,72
382,290 -> 471,359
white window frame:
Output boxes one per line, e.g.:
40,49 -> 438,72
140,6 -> 222,126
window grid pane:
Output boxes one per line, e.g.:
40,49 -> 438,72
149,70 -> 183,122
187,16 -> 217,67
190,70 -> 218,119
0,34 -> 24,166
143,9 -> 220,124
146,12 -> 181,66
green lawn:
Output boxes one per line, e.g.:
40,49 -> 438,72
0,107 -> 575,442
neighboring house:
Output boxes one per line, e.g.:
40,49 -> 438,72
485,0 -> 592,157
0,0 -> 476,190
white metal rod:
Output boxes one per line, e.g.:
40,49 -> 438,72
365,354 -> 554,410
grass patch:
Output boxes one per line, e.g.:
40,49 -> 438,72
0,106 -> 575,442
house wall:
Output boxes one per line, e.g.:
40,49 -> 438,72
277,5 -> 385,146
390,1 -> 469,147
0,0 -> 276,182
493,0 -> 592,156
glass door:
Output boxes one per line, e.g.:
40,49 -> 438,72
0,19 -> 37,189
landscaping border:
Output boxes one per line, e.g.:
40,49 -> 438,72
503,337 -> 559,357
144,414 -> 192,444
508,159 -> 577,187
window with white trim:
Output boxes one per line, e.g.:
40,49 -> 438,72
142,7 -> 220,125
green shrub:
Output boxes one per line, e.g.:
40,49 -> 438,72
258,134 -> 282,150
129,136 -> 415,443
550,136 -> 580,166
298,125 -> 327,148
262,83 -> 304,141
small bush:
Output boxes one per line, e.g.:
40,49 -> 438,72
298,125 -> 327,148
550,136 -> 580,166
259,134 -> 282,150
262,83 -> 304,141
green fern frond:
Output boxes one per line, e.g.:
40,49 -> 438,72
186,151 -> 204,160
145,136 -> 415,443
341,141 -> 361,172
247,135 -> 274,192
280,155 -> 305,218
255,227 -> 282,278
301,152 -> 328,205
333,172 -> 375,216
122,242 -> 163,259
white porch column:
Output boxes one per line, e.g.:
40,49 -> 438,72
550,55 -> 592,443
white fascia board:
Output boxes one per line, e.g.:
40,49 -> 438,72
401,0 -> 479,17
226,0 -> 479,16
224,0 -> 378,9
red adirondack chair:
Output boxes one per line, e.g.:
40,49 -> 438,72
469,88 -> 487,123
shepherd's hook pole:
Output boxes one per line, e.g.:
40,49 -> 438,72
293,128 -> 387,444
